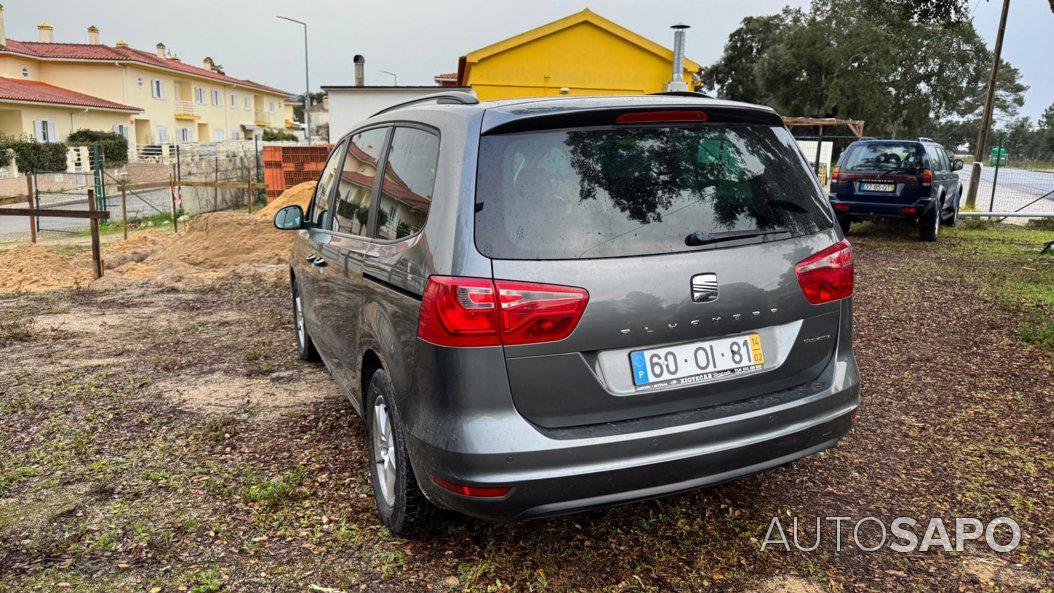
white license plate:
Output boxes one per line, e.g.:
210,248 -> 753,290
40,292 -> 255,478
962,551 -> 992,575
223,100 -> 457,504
630,333 -> 765,387
860,182 -> 895,192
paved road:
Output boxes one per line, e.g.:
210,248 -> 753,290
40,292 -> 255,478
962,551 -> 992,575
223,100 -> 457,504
957,166 -> 1054,214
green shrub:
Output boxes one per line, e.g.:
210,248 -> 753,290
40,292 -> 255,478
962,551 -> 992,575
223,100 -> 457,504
0,136 -> 67,172
263,129 -> 298,142
67,129 -> 129,167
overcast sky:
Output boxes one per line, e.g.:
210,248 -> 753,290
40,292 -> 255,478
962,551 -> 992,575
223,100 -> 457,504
8,0 -> 1051,121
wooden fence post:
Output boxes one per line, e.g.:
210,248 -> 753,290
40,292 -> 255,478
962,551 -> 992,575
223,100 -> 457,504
26,174 -> 36,244
169,173 -> 179,233
247,177 -> 253,214
86,189 -> 103,279
120,185 -> 128,241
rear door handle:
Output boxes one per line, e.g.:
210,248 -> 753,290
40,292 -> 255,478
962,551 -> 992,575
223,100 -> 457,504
312,258 -> 327,267
306,254 -> 318,262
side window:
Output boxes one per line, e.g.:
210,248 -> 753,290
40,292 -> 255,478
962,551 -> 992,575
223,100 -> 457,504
310,141 -> 348,227
937,147 -> 951,172
375,127 -> 439,241
332,127 -> 389,235
925,146 -> 943,171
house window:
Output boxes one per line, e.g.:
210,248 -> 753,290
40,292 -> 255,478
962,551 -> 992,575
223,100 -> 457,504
137,77 -> 144,88
151,79 -> 165,99
113,124 -> 131,139
21,66 -> 29,77
230,130 -> 242,140
268,100 -> 275,113
244,96 -> 251,110
156,125 -> 169,144
211,89 -> 221,106
177,127 -> 193,143
33,119 -> 58,142
213,129 -> 225,141
230,91 -> 237,107
194,87 -> 205,105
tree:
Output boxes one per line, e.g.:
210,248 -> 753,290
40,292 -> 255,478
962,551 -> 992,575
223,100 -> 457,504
292,91 -> 325,123
702,0 -> 1027,143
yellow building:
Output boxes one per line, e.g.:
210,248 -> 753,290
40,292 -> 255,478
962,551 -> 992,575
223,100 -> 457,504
456,8 -> 701,100
0,4 -> 293,149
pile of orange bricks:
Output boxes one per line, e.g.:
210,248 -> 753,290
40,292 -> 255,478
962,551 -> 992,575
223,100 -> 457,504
262,145 -> 333,200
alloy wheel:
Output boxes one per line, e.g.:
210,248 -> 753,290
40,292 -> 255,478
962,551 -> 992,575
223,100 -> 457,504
372,396 -> 397,506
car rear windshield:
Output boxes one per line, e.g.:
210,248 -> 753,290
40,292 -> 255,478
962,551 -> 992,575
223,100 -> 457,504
474,123 -> 833,260
843,142 -> 922,173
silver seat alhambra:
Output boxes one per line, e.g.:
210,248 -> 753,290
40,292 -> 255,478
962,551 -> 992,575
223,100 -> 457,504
272,92 -> 860,534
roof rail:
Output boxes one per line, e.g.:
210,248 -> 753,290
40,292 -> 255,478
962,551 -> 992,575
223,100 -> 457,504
917,136 -> 935,142
371,91 -> 479,117
649,91 -> 711,98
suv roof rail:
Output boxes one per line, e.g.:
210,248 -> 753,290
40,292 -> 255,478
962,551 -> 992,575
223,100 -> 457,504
917,136 -> 935,142
371,91 -> 479,117
649,91 -> 711,99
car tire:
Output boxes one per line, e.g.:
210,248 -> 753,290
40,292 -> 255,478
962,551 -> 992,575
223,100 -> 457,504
366,369 -> 440,535
837,215 -> 852,236
919,201 -> 941,242
945,192 -> 960,227
292,277 -> 320,362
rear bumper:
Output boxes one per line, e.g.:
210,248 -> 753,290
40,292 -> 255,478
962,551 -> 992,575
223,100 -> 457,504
406,348 -> 860,521
830,195 -> 935,220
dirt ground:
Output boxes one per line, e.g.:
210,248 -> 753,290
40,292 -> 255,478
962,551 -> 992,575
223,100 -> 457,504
0,223 -> 1051,592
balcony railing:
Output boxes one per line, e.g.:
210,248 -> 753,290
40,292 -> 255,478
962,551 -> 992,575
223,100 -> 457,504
175,100 -> 199,119
254,110 -> 275,125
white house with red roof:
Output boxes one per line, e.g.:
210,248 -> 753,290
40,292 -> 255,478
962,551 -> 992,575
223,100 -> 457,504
0,4 -> 293,151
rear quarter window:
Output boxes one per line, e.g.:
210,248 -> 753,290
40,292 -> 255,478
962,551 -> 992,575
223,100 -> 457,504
475,123 -> 833,260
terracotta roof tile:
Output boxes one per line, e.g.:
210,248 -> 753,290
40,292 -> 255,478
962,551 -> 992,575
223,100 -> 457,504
0,76 -> 141,111
0,39 -> 290,96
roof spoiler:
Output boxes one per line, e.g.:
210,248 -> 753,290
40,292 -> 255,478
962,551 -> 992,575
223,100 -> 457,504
371,91 -> 478,117
649,91 -> 711,98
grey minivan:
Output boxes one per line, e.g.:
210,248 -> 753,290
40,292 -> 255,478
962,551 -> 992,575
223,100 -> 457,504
273,92 -> 860,534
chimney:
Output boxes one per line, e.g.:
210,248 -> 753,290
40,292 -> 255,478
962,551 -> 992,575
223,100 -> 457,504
664,23 -> 690,93
0,4 -> 6,47
116,40 -> 129,48
203,56 -> 214,70
87,25 -> 99,44
156,42 -> 166,59
353,54 -> 365,86
38,22 -> 54,43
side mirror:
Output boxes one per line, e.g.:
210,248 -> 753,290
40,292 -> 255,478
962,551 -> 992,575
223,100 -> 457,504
274,205 -> 304,230
951,159 -> 964,171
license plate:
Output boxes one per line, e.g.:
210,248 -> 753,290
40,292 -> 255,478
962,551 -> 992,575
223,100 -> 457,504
630,333 -> 765,387
859,182 -> 895,192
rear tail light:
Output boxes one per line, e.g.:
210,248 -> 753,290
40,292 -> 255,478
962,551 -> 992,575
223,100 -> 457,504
920,168 -> 933,186
833,203 -> 850,212
830,166 -> 839,182
418,276 -> 588,347
795,240 -> 854,304
616,110 -> 708,124
431,476 -> 510,498
900,206 -> 918,215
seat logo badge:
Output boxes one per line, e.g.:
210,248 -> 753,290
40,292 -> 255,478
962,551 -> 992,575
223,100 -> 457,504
691,273 -> 719,303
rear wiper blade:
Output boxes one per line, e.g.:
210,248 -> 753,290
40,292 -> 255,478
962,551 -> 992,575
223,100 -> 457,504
685,229 -> 790,247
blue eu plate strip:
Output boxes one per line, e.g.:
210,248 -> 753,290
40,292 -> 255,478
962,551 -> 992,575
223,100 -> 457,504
630,351 -> 649,385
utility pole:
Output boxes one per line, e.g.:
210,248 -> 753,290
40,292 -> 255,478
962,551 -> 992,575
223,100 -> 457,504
973,0 -> 1010,164
277,15 -> 311,143
966,0 -> 1010,209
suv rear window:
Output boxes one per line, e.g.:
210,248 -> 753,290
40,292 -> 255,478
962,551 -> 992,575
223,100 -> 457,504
475,123 -> 832,260
843,142 -> 922,173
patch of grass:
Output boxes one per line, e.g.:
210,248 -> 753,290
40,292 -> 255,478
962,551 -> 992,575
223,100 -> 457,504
945,224 -> 1054,351
241,468 -> 305,510
74,211 -> 179,238
187,567 -> 224,593
0,313 -> 33,346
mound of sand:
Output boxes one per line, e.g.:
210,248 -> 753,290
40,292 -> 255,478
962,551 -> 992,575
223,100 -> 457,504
256,181 -> 316,220
142,211 -> 293,269
0,244 -> 94,293
1,210 -> 294,294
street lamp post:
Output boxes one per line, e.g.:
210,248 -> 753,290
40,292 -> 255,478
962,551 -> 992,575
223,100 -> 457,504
277,15 -> 311,142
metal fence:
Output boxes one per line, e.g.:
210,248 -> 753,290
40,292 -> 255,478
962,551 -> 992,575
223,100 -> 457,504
961,139 -> 1054,219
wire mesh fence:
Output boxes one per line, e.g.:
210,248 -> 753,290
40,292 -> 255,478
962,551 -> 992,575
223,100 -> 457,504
961,140 -> 1054,218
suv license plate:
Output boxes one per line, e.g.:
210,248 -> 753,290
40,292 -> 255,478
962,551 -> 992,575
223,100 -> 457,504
630,333 -> 765,387
860,182 -> 895,192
